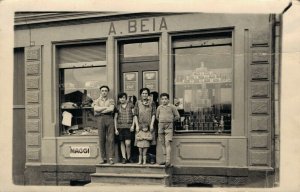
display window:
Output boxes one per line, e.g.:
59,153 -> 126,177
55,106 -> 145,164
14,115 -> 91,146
172,32 -> 233,134
57,42 -> 107,136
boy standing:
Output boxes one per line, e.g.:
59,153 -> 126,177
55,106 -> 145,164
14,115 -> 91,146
156,93 -> 180,167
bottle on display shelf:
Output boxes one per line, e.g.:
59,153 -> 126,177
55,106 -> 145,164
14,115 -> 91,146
212,115 -> 218,131
193,111 -> 198,131
174,117 -> 181,131
208,110 -> 214,131
224,114 -> 231,131
198,109 -> 203,131
183,115 -> 189,130
217,115 -> 224,134
188,112 -> 193,130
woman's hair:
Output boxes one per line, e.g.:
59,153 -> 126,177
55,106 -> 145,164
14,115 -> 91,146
117,92 -> 127,99
150,91 -> 159,101
129,95 -> 137,105
139,88 -> 150,95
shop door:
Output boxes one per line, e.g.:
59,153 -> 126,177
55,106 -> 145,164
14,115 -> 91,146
120,61 -> 159,99
119,61 -> 159,162
118,39 -> 159,162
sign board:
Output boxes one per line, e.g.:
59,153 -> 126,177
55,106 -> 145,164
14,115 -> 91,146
69,146 -> 91,157
123,72 -> 138,97
143,71 -> 158,92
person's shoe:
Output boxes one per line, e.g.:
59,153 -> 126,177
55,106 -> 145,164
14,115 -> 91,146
122,158 -> 126,164
127,158 -> 133,163
138,155 -> 142,164
150,159 -> 156,164
109,158 -> 114,165
165,162 -> 171,167
99,160 -> 107,164
159,162 -> 166,165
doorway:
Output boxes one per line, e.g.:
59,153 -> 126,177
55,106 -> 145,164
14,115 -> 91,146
118,38 -> 159,163
119,39 -> 159,99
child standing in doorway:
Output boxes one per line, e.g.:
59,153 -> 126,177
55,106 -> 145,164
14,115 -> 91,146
156,93 -> 180,167
114,92 -> 135,164
136,124 -> 153,165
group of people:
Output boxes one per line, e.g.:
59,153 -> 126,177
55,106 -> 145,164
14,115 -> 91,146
92,85 -> 180,167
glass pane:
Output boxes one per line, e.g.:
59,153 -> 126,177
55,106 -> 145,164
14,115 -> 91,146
57,43 -> 106,64
123,42 -> 158,58
174,45 -> 232,134
59,67 -> 106,136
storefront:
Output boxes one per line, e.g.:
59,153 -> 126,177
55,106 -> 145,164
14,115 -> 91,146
13,12 -> 281,186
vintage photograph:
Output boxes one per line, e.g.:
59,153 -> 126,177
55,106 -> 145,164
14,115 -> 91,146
3,0 -> 299,191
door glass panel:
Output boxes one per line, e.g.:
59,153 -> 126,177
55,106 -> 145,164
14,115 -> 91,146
123,72 -> 139,98
143,71 -> 158,93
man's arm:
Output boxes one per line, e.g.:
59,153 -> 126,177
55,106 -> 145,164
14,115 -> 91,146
156,106 -> 160,120
114,112 -> 119,135
101,99 -> 115,113
172,105 -> 180,121
92,100 -> 107,112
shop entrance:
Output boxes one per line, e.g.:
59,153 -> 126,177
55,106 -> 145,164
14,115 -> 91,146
118,39 -> 159,163
119,39 -> 159,99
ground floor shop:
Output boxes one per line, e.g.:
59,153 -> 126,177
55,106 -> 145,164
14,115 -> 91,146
13,12 -> 281,187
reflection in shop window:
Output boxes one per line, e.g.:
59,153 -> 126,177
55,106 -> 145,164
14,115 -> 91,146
173,35 -> 232,134
59,67 -> 107,136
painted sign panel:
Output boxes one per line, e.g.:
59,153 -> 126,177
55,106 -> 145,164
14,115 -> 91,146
143,71 -> 158,92
69,146 -> 91,157
123,72 -> 138,97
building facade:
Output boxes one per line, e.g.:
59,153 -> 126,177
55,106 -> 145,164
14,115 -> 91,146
13,12 -> 282,187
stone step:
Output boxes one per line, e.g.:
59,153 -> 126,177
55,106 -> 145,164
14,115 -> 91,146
96,163 -> 171,175
90,173 -> 170,186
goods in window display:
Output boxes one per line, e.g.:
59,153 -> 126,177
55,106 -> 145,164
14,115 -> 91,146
217,115 -> 224,133
62,111 -> 73,126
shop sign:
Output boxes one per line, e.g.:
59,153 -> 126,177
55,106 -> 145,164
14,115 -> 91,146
108,17 -> 168,35
69,146 -> 90,157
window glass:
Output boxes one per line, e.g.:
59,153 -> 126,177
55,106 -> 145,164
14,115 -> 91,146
59,67 -> 106,136
123,42 -> 158,58
57,43 -> 106,64
173,41 -> 232,134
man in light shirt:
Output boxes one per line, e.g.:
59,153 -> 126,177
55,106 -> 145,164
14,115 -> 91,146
93,85 -> 115,164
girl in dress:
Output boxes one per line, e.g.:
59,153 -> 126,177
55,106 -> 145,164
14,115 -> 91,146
114,92 -> 135,163
136,124 -> 153,164
134,88 -> 157,163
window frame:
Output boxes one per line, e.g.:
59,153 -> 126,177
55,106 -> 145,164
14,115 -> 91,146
171,29 -> 236,136
55,40 -> 107,136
